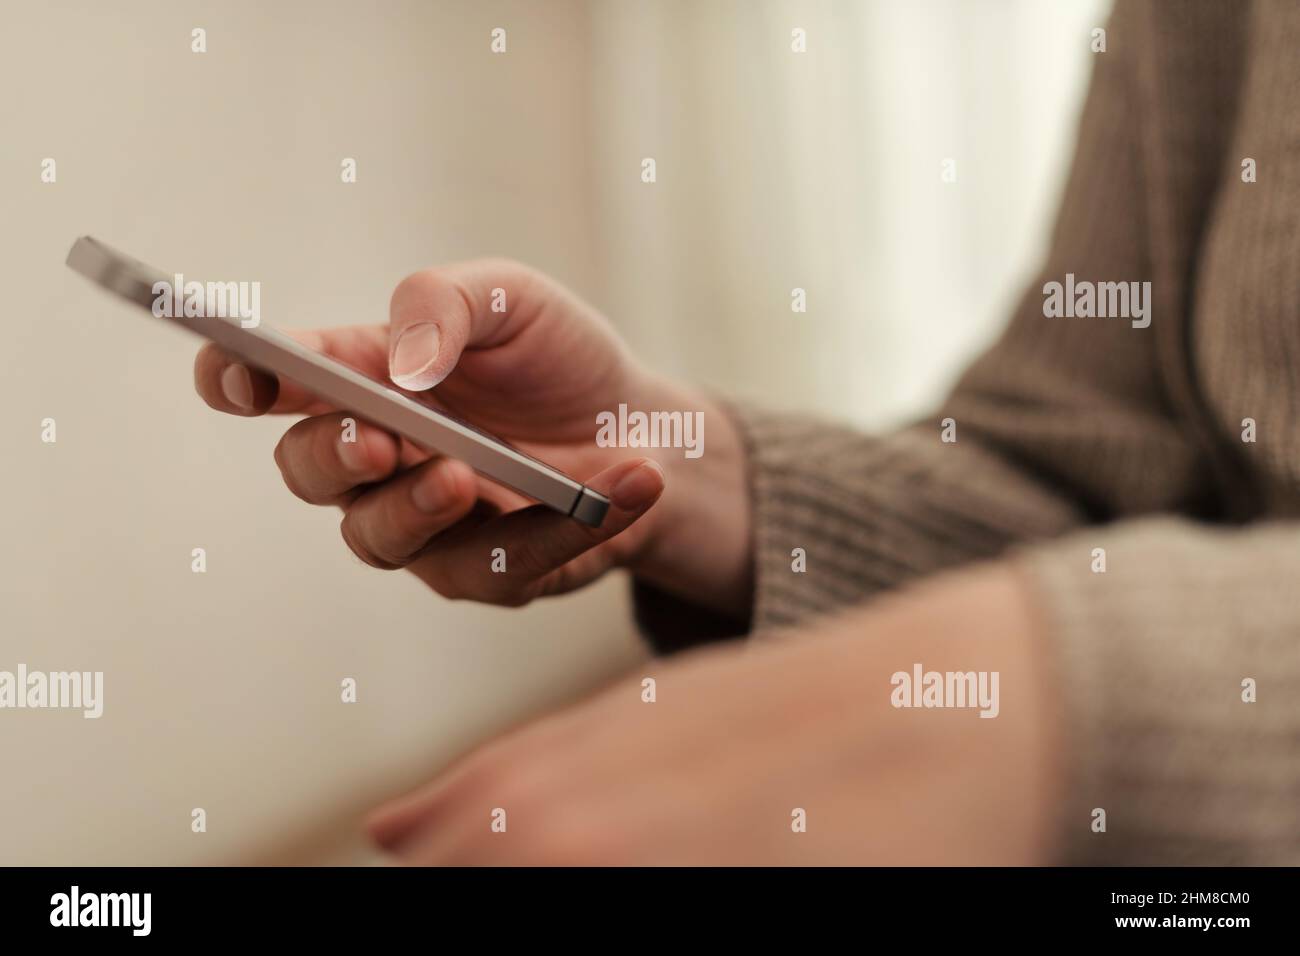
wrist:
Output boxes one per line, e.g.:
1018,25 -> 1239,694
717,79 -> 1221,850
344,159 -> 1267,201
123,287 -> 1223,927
621,374 -> 753,622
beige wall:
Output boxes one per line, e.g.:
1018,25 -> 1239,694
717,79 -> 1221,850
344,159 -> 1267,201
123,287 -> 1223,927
0,0 -> 645,866
0,0 -> 1106,864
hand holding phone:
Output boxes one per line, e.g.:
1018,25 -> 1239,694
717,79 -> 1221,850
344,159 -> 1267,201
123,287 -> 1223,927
69,238 -> 674,606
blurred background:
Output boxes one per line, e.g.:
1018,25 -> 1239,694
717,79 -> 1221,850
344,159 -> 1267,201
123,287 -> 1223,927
0,0 -> 1108,864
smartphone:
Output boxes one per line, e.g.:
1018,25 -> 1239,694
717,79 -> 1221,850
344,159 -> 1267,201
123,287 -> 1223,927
66,236 -> 610,527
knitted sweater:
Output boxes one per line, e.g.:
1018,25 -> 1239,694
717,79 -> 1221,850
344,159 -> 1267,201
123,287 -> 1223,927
638,0 -> 1300,864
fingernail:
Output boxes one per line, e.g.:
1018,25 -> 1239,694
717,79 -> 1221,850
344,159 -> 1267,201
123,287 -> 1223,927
390,323 -> 441,390
609,460 -> 664,510
411,460 -> 459,514
338,431 -> 371,474
220,364 -> 254,411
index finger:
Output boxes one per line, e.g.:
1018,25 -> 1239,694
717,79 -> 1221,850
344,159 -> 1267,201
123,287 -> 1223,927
193,324 -> 389,416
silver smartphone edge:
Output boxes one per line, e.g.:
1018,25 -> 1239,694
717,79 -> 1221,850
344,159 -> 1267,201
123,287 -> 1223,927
65,236 -> 610,527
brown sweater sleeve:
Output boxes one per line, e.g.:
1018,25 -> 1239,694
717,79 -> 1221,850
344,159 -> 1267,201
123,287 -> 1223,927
639,0 -> 1215,642
634,2 -> 1300,863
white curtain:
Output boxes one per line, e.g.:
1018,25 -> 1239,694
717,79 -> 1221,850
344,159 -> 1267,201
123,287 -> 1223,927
587,0 -> 1112,429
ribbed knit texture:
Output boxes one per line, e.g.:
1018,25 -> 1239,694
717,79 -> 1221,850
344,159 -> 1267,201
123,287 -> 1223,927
636,0 -> 1300,864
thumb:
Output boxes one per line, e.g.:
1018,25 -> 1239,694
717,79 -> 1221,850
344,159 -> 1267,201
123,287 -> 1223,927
387,259 -> 541,391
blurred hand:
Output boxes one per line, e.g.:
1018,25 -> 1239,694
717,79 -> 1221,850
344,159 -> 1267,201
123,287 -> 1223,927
194,260 -> 750,615
367,564 -> 1064,865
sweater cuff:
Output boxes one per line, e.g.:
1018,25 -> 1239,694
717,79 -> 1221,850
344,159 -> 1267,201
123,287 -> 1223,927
632,398 -> 1080,652
728,401 -> 1080,633
1018,517 -> 1300,864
